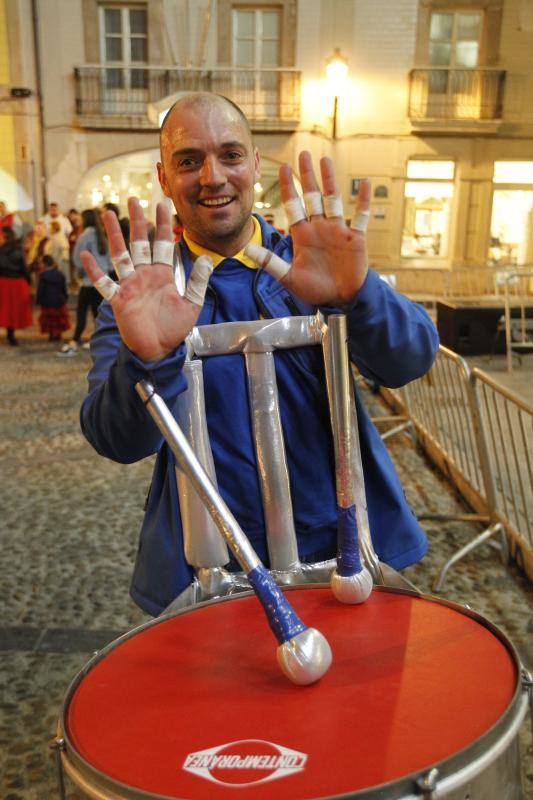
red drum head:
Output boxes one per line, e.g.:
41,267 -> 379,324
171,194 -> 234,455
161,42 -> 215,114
64,587 -> 518,799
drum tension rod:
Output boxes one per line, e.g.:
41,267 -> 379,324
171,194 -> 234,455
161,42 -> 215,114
49,737 -> 67,800
415,767 -> 439,799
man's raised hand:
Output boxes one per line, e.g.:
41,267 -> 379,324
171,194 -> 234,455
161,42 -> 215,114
246,151 -> 370,307
80,198 -> 212,363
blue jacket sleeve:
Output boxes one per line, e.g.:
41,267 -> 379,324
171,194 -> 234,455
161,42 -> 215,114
80,300 -> 188,463
343,268 -> 439,388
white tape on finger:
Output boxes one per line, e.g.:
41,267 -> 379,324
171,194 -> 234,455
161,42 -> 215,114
112,250 -> 135,279
130,240 -> 151,267
304,191 -> 324,217
352,209 -> 370,232
153,240 -> 175,266
95,275 -> 119,301
323,194 -> 344,219
283,197 -> 306,227
245,244 -> 291,281
184,255 -> 213,306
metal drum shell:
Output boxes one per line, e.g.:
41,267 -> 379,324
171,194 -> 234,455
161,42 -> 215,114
57,586 -> 529,800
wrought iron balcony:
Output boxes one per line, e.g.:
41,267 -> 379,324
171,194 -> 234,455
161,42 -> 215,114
74,65 -> 301,130
408,68 -> 506,129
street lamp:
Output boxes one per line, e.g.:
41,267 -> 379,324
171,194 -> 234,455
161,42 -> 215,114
325,48 -> 349,139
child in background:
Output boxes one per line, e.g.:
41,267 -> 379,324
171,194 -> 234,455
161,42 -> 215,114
36,254 -> 71,342
48,220 -> 71,284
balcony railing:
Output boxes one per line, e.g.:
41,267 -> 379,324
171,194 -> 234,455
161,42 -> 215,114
74,65 -> 301,129
409,68 -> 506,122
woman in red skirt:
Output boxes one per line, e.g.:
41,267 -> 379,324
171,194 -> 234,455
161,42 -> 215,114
0,226 -> 33,346
36,254 -> 71,341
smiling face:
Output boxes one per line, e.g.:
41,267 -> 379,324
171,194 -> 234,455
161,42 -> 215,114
157,96 -> 260,256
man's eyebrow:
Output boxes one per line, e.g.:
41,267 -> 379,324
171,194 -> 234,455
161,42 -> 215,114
170,147 -> 202,160
170,141 -> 248,159
219,140 -> 248,150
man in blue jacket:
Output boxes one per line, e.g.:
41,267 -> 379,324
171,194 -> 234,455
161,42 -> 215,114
80,93 -> 439,616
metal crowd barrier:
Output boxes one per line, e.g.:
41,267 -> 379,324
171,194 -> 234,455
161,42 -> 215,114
502,270 -> 533,372
376,264 -> 533,308
379,345 -> 532,589
470,370 -> 533,580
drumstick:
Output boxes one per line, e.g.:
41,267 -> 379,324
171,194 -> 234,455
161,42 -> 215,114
136,380 -> 332,686
323,314 -> 373,604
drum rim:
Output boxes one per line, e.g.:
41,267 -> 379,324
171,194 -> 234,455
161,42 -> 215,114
58,585 -> 527,800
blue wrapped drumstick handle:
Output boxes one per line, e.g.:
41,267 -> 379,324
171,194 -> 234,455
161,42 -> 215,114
336,505 -> 363,576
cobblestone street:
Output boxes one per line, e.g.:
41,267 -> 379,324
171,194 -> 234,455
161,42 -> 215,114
1,321 -> 532,799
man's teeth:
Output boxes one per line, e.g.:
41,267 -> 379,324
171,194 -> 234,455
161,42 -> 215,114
200,197 -> 232,207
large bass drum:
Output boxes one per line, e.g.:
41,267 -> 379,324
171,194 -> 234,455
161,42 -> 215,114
56,586 -> 529,799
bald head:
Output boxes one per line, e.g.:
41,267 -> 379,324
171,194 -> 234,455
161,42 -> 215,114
156,91 -> 260,256
159,93 -> 252,154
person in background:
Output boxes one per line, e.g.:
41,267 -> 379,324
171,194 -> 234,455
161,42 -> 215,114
48,220 -> 71,285
0,226 -> 33,346
24,220 -> 50,291
102,203 -> 121,280
36,253 -> 70,342
40,201 -> 72,238
118,216 -> 130,251
103,202 -> 119,217
58,208 -> 111,357
67,209 -> 83,286
0,202 -> 23,238
68,208 -> 82,231
263,212 -> 285,234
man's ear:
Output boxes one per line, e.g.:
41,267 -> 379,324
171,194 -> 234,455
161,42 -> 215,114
253,148 -> 261,183
157,162 -> 171,198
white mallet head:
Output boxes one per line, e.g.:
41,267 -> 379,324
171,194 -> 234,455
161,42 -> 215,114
277,628 -> 333,685
330,567 -> 373,604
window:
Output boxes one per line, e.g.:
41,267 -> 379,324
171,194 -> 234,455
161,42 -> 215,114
426,11 -> 484,112
401,160 -> 455,258
232,9 -> 280,69
232,8 -> 281,118
429,11 -> 482,68
99,5 -> 148,92
490,162 -> 533,266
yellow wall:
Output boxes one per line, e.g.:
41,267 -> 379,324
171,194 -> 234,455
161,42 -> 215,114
0,0 -> 18,209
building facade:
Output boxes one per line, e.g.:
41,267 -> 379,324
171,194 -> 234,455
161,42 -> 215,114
2,0 -> 533,270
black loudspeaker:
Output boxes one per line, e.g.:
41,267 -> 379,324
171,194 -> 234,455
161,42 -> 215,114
437,302 -> 505,355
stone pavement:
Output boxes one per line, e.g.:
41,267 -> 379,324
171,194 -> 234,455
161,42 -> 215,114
0,320 -> 531,799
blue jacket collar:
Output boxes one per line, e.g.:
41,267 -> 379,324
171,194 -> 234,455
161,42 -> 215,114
177,216 -> 314,322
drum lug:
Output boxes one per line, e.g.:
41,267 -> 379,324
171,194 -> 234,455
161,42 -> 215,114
523,669 -> 533,738
415,767 -> 439,799
49,737 -> 67,800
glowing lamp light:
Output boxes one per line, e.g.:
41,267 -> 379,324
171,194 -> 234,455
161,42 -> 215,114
254,182 -> 263,193
326,48 -> 349,96
139,199 -> 149,209
325,48 -> 349,139
102,174 -> 111,183
91,188 -> 103,205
